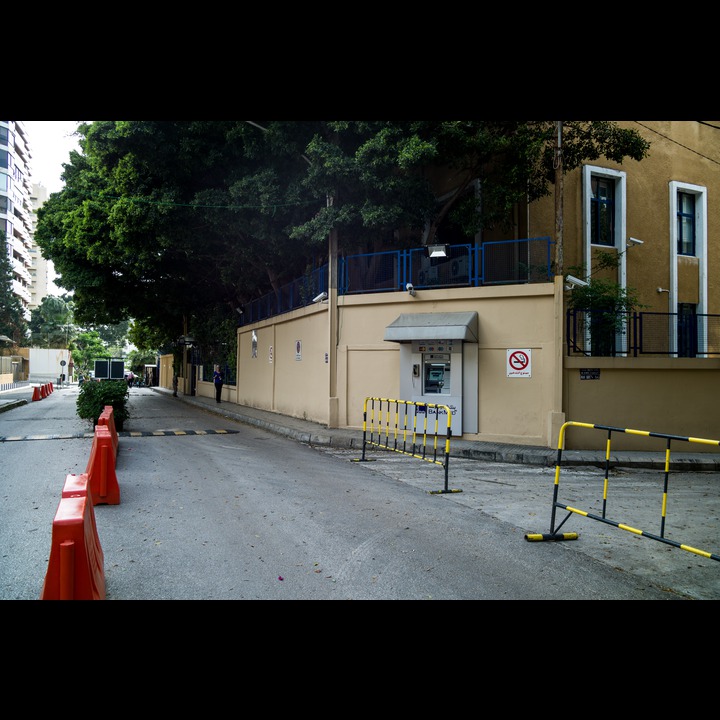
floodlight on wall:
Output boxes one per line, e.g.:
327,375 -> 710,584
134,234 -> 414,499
657,287 -> 670,294
427,244 -> 448,258
627,237 -> 644,247
312,291 -> 328,303
565,275 -> 589,288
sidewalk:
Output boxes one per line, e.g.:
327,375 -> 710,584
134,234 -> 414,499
150,386 -> 720,471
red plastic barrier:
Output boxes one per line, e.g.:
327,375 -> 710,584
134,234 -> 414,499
62,473 -> 90,498
40,494 -> 105,600
40,384 -> 47,398
49,382 -> 54,392
98,405 -> 119,456
32,386 -> 42,402
85,426 -> 120,505
61,473 -> 104,565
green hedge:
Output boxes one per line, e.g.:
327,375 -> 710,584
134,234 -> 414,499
76,379 -> 130,428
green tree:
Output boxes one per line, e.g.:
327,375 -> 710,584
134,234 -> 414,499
293,120 -> 649,251
0,232 -> 30,345
93,319 -> 130,349
127,319 -> 166,354
34,121 -> 649,350
28,295 -> 73,347
70,330 -> 108,376
566,252 -> 646,357
126,348 -> 157,376
190,303 -> 238,370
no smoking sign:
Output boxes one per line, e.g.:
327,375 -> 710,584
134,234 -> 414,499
507,348 -> 531,378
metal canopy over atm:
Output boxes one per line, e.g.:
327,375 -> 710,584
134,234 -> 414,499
383,311 -> 478,343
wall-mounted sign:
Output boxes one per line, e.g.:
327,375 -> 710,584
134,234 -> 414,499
580,368 -> 600,380
295,340 -> 302,361
507,349 -> 531,378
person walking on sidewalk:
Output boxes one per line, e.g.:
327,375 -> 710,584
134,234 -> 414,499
213,364 -> 223,403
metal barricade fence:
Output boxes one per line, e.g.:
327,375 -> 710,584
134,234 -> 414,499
525,420 -> 720,562
356,396 -> 460,494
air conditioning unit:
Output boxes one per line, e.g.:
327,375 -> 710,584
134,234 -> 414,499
418,257 -> 439,286
450,255 -> 469,280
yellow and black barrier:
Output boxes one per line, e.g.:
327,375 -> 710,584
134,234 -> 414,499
355,396 -> 461,494
525,532 -> 579,542
525,421 -> 720,562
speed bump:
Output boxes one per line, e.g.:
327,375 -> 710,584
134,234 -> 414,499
0,429 -> 240,442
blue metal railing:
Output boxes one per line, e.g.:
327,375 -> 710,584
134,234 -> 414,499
240,236 -> 554,325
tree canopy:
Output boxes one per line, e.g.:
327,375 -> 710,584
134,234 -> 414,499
33,121 -> 650,352
0,232 -> 30,345
28,295 -> 73,347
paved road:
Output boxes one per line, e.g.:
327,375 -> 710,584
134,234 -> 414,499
1,384 -> 719,600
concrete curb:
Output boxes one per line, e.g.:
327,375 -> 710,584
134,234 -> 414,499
0,399 -> 27,414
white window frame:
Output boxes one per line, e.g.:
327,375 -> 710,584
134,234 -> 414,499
582,165 -> 628,354
668,181 -> 707,354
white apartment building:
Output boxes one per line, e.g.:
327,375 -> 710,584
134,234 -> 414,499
0,120 -> 35,321
29,182 -> 50,309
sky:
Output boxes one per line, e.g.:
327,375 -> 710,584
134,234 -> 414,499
23,121 -> 86,293
24,120 -> 84,194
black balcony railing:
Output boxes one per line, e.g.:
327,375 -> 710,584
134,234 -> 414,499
241,236 -> 554,325
566,310 -> 720,358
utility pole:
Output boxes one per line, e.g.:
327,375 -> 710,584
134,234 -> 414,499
554,120 -> 564,276
246,121 -> 339,427
551,120 -> 566,447
327,215 -> 339,429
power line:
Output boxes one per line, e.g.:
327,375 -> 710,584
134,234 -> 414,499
633,121 -> 720,166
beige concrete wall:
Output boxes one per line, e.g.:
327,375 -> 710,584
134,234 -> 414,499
273,308 -> 329,420
238,321 -> 276,406
233,279 -> 720,452
159,354 -> 174,389
236,281 -> 562,447
564,356 -> 720,451
169,277 -> 720,452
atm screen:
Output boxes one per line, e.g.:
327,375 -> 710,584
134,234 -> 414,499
424,357 -> 450,394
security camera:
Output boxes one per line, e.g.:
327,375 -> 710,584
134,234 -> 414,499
565,275 -> 589,288
312,291 -> 328,303
405,282 -> 416,296
627,237 -> 644,246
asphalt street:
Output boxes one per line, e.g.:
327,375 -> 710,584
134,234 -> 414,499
1,382 -> 719,600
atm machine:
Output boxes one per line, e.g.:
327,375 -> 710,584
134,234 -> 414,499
411,340 -> 462,434
385,311 -> 479,436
